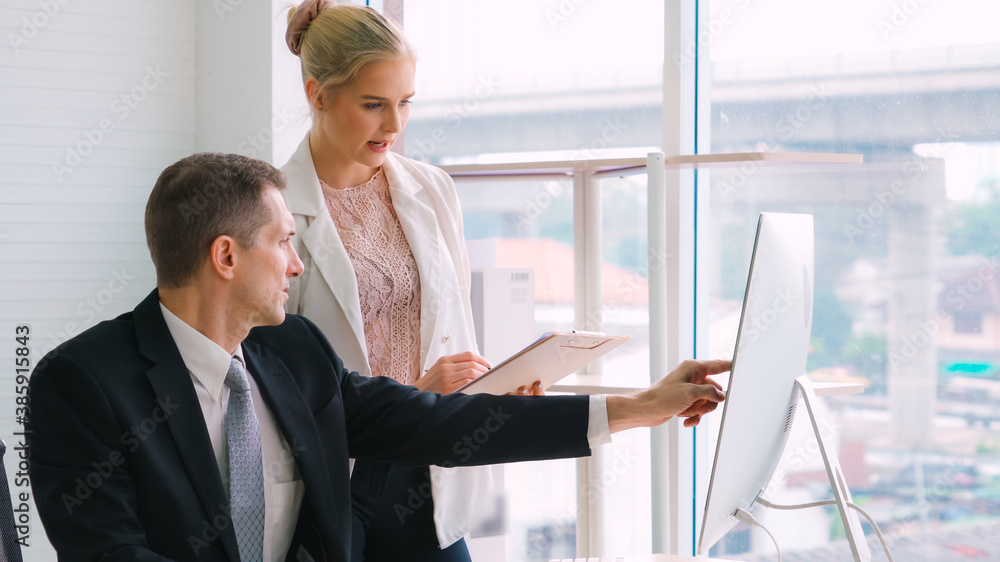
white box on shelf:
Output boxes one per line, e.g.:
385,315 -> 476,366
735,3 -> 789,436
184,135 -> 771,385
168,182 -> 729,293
470,267 -> 535,366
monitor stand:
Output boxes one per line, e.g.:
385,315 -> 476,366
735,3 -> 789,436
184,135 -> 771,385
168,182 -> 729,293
787,375 -> 873,562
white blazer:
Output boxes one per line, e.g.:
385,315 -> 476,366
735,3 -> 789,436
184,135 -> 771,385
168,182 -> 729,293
280,135 -> 493,548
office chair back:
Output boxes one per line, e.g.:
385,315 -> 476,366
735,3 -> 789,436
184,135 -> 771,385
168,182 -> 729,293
0,441 -> 24,562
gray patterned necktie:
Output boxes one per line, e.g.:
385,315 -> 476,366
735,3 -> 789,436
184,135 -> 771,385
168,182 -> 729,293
225,357 -> 265,562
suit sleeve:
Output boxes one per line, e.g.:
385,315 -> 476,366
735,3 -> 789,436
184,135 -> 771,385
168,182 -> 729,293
28,351 -> 170,562
298,315 -> 594,468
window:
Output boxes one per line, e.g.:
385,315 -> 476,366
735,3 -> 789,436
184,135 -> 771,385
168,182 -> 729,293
402,1 -> 663,559
703,0 -> 1000,559
401,0 -> 1000,560
953,311 -> 983,335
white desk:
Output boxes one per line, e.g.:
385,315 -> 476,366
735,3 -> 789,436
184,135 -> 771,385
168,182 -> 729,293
549,554 -> 733,562
550,376 -> 867,397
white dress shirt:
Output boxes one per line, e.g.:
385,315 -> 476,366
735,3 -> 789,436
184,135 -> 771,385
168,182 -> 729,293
160,304 -> 304,562
589,395 -> 611,446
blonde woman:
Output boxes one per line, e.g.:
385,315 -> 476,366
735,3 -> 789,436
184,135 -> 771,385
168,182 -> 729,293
281,2 -> 541,560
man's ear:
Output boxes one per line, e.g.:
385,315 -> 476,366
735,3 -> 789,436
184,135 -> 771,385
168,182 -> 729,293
209,235 -> 238,280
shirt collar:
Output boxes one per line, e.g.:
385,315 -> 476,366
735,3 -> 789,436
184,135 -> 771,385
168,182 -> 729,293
159,302 -> 246,400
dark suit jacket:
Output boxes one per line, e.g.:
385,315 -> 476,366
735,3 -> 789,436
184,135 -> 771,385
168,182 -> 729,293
27,290 -> 592,561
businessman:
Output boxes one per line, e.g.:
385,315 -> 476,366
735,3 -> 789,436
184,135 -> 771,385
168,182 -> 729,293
27,152 -> 728,561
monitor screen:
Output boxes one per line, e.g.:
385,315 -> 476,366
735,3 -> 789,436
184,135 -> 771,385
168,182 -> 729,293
697,212 -> 815,555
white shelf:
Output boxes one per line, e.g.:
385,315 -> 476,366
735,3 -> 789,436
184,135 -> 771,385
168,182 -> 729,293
441,157 -> 646,178
549,374 -> 645,395
549,554 -> 744,562
441,151 -> 862,178
811,381 -> 866,397
549,377 -> 865,397
663,151 -> 862,168
447,150 -> 863,397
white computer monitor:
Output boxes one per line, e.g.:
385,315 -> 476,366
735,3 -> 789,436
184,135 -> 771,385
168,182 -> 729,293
697,212 -> 815,554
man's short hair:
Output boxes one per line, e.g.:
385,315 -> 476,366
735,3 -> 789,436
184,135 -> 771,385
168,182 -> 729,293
144,152 -> 286,288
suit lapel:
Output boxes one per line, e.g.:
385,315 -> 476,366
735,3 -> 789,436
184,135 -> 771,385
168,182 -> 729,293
133,290 -> 241,561
384,156 -> 442,369
283,135 -> 369,368
241,339 -> 341,538
300,213 -> 369,356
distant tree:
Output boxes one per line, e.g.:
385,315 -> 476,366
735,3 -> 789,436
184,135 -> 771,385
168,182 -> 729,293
947,179 -> 1000,257
719,221 -> 752,300
842,331 -> 889,394
807,288 -> 854,370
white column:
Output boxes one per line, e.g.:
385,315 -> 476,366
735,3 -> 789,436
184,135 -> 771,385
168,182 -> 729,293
574,170 -> 608,556
653,0 -> 699,555
195,1 -> 270,156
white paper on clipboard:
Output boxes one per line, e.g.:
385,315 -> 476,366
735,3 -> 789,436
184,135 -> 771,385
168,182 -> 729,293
457,331 -> 629,395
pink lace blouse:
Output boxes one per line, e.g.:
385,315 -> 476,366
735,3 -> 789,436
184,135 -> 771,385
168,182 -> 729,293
320,168 -> 422,385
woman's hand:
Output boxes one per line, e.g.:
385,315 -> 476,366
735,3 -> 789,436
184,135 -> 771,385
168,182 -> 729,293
415,351 -> 491,394
509,380 -> 545,396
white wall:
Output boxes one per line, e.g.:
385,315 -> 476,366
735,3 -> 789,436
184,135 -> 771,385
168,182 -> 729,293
0,0 -> 197,557
0,0 -> 315,554
271,0 -> 314,167
196,0 -> 274,157
195,0 -> 311,165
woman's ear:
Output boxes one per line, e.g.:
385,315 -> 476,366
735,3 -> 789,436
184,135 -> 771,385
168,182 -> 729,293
305,77 -> 324,111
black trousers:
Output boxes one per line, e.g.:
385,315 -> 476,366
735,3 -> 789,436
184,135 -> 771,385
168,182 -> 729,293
350,460 -> 473,562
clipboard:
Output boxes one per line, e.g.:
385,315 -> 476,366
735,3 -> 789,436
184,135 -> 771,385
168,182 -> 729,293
457,331 -> 629,395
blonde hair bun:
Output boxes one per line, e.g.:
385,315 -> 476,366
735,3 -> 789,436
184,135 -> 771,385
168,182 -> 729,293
286,0 -> 333,56
287,2 -> 415,103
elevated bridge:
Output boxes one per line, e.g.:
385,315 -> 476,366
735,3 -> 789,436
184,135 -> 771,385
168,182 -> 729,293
406,42 -> 1000,161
